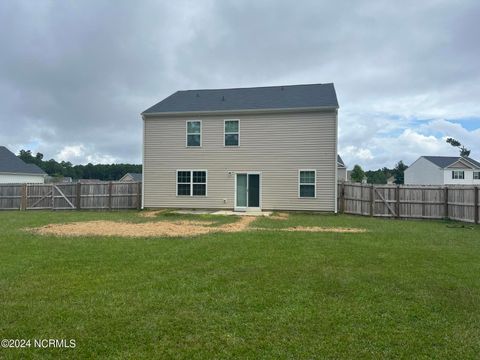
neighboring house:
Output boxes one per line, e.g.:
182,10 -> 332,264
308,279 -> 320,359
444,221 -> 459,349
141,83 -> 339,212
45,176 -> 73,184
0,146 -> 46,184
405,156 -> 480,185
386,176 -> 395,184
337,155 -> 347,181
119,173 -> 143,182
77,179 -> 102,183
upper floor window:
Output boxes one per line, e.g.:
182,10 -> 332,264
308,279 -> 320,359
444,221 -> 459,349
452,170 -> 464,180
224,120 -> 239,146
474,171 -> 480,180
299,170 -> 316,198
186,120 -> 201,147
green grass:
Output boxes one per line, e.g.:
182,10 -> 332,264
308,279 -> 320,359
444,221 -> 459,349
0,210 -> 479,359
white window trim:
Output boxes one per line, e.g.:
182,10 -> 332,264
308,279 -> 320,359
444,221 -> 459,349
474,171 -> 480,180
452,170 -> 465,180
186,120 -> 202,147
176,169 -> 208,197
298,169 -> 316,198
224,119 -> 240,147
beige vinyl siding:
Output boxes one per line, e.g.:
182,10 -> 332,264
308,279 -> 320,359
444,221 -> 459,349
143,110 -> 337,211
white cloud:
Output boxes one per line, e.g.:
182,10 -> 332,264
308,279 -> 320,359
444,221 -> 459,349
56,145 -> 116,164
339,119 -> 479,170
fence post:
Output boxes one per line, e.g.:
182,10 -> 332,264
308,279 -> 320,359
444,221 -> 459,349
20,184 -> 27,211
396,185 -> 400,219
76,182 -> 82,210
421,188 -> 426,218
339,182 -> 344,213
51,184 -> 55,209
108,181 -> 113,210
444,187 -> 449,219
370,185 -> 374,216
475,186 -> 479,225
137,182 -> 142,210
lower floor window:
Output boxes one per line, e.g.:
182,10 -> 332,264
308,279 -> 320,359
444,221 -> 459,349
452,170 -> 464,180
299,170 -> 316,198
177,170 -> 207,196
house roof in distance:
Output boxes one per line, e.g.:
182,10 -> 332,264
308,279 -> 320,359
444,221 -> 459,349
142,83 -> 339,115
121,173 -> 142,182
0,146 -> 46,175
337,155 -> 346,167
422,156 -> 480,169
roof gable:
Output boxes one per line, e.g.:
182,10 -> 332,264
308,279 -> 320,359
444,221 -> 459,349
0,147 -> 46,175
337,155 -> 346,167
143,83 -> 339,115
446,159 -> 474,169
422,155 -> 480,169
120,173 -> 142,181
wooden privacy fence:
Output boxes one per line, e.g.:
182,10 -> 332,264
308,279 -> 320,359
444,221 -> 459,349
0,182 -> 141,211
338,182 -> 480,224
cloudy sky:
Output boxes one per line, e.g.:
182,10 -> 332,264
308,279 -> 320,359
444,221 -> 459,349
0,0 -> 479,169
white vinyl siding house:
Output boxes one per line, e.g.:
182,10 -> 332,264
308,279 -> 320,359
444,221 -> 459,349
0,146 -> 46,184
337,155 -> 347,181
142,83 -> 339,212
405,156 -> 480,185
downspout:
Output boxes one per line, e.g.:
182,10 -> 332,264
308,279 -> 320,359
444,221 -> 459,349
334,108 -> 338,213
141,114 -> 145,209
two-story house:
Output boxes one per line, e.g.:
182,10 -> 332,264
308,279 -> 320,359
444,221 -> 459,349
405,156 -> 480,185
141,83 -> 339,212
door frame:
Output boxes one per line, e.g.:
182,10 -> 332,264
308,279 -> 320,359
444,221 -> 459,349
234,171 -> 262,211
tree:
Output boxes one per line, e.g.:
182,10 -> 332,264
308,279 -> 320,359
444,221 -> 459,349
366,169 -> 388,184
392,160 -> 408,184
446,137 -> 471,157
350,164 -> 365,183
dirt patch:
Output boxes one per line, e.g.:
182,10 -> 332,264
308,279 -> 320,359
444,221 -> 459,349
270,212 -> 289,220
281,226 -> 366,233
29,216 -> 363,238
30,216 -> 256,238
217,216 -> 256,232
138,210 -> 166,218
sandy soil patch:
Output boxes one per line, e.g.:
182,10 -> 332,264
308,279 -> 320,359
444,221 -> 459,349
270,212 -> 289,220
29,216 -> 363,238
281,226 -> 366,233
30,216 -> 256,238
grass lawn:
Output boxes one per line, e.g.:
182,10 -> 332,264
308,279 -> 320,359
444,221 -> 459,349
0,210 -> 479,359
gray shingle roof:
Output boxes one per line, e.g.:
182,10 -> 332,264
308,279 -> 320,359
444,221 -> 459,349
337,155 -> 346,167
0,146 -> 46,175
142,83 -> 339,114
127,173 -> 142,181
423,156 -> 480,169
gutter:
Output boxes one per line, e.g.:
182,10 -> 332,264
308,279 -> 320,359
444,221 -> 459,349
141,106 -> 339,118
0,172 -> 46,176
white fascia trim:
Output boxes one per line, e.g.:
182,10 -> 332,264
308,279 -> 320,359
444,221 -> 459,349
141,106 -> 338,118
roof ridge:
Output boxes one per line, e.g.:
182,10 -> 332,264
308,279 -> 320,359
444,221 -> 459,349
178,83 -> 333,93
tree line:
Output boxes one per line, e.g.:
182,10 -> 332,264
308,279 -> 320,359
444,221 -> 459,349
350,161 -> 408,184
18,150 -> 141,181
